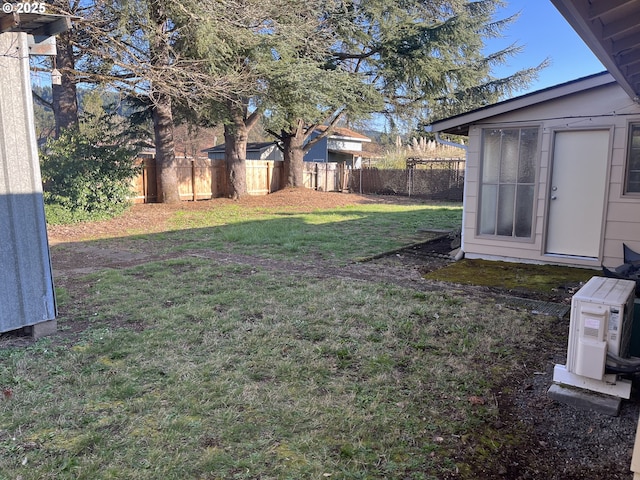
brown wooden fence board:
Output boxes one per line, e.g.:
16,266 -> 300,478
131,156 -> 464,202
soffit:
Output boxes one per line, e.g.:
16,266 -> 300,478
551,0 -> 640,99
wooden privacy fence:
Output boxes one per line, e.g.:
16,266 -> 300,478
131,156 -> 465,202
131,156 -> 285,202
304,162 -> 349,192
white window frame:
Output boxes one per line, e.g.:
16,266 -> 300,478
477,126 -> 540,240
624,121 -> 640,195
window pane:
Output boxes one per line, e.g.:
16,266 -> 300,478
479,184 -> 497,235
518,128 -> 538,183
514,185 -> 534,237
631,125 -> 640,148
497,184 -> 515,236
482,129 -> 501,183
628,124 -> 640,193
628,172 -> 640,193
499,130 -> 519,183
479,127 -> 538,238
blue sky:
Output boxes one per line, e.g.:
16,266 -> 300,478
488,0 -> 605,95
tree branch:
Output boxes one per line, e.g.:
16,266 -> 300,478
32,90 -> 53,110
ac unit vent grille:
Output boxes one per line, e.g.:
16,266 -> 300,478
583,327 -> 600,338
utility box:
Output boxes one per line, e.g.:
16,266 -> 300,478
553,276 -> 636,399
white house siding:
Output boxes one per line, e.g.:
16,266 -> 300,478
327,139 -> 363,152
462,82 -> 640,269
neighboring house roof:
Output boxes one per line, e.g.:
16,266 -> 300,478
202,142 -> 278,154
314,125 -> 372,142
428,71 -> 616,135
551,0 -> 640,100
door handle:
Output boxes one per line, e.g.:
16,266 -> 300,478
551,196 -> 557,200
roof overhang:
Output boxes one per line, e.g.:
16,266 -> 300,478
550,0 -> 640,100
0,12 -> 72,36
328,148 -> 366,156
428,72 -> 615,135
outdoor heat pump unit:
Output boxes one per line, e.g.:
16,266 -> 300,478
553,276 -> 636,399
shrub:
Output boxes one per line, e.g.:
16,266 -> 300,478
40,113 -> 140,224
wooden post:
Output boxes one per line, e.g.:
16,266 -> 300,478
267,161 -> 271,193
191,159 -> 196,201
142,158 -> 147,203
314,163 -> 318,190
325,162 -> 328,192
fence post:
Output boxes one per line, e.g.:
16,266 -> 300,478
314,163 -> 318,190
267,161 -> 271,193
142,158 -> 147,203
325,162 -> 328,192
191,159 -> 196,201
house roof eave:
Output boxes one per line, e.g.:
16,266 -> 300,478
202,141 -> 278,154
428,71 -> 615,135
0,12 -> 73,36
550,0 -> 640,100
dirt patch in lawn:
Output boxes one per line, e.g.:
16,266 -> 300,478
20,189 -> 640,479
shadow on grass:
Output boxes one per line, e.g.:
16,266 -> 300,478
50,204 -> 463,268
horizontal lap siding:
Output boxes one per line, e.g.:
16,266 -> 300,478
462,82 -> 640,268
603,122 -> 640,267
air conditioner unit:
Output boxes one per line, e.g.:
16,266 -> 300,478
553,276 -> 636,399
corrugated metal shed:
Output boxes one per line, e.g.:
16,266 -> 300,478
0,14 -> 72,335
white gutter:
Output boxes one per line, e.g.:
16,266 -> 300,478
425,127 -> 468,261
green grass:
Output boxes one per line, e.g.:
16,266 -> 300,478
0,259 -> 552,479
111,203 -> 462,263
0,199 -> 559,479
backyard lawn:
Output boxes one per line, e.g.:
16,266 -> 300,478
1,189 -> 636,479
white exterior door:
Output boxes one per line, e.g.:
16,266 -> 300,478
546,130 -> 609,258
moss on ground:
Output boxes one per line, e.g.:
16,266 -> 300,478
424,259 -> 595,295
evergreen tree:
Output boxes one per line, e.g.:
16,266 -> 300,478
52,0 -> 246,203
263,0 -> 545,187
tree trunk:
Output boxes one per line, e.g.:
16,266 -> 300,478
282,121 -> 306,188
52,30 -> 78,137
224,101 -> 248,199
153,93 -> 181,203
148,0 -> 180,203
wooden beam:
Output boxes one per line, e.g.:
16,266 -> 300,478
27,34 -> 56,56
624,62 -> 640,78
616,49 -> 640,69
613,34 -> 640,56
30,16 -> 71,36
602,14 -> 640,41
0,13 -> 18,33
589,0 -> 636,21
0,13 -> 72,35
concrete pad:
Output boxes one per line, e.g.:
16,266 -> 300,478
28,320 -> 57,340
548,383 -> 622,416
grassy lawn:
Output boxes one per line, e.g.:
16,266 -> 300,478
106,203 -> 462,263
0,200 -> 558,479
